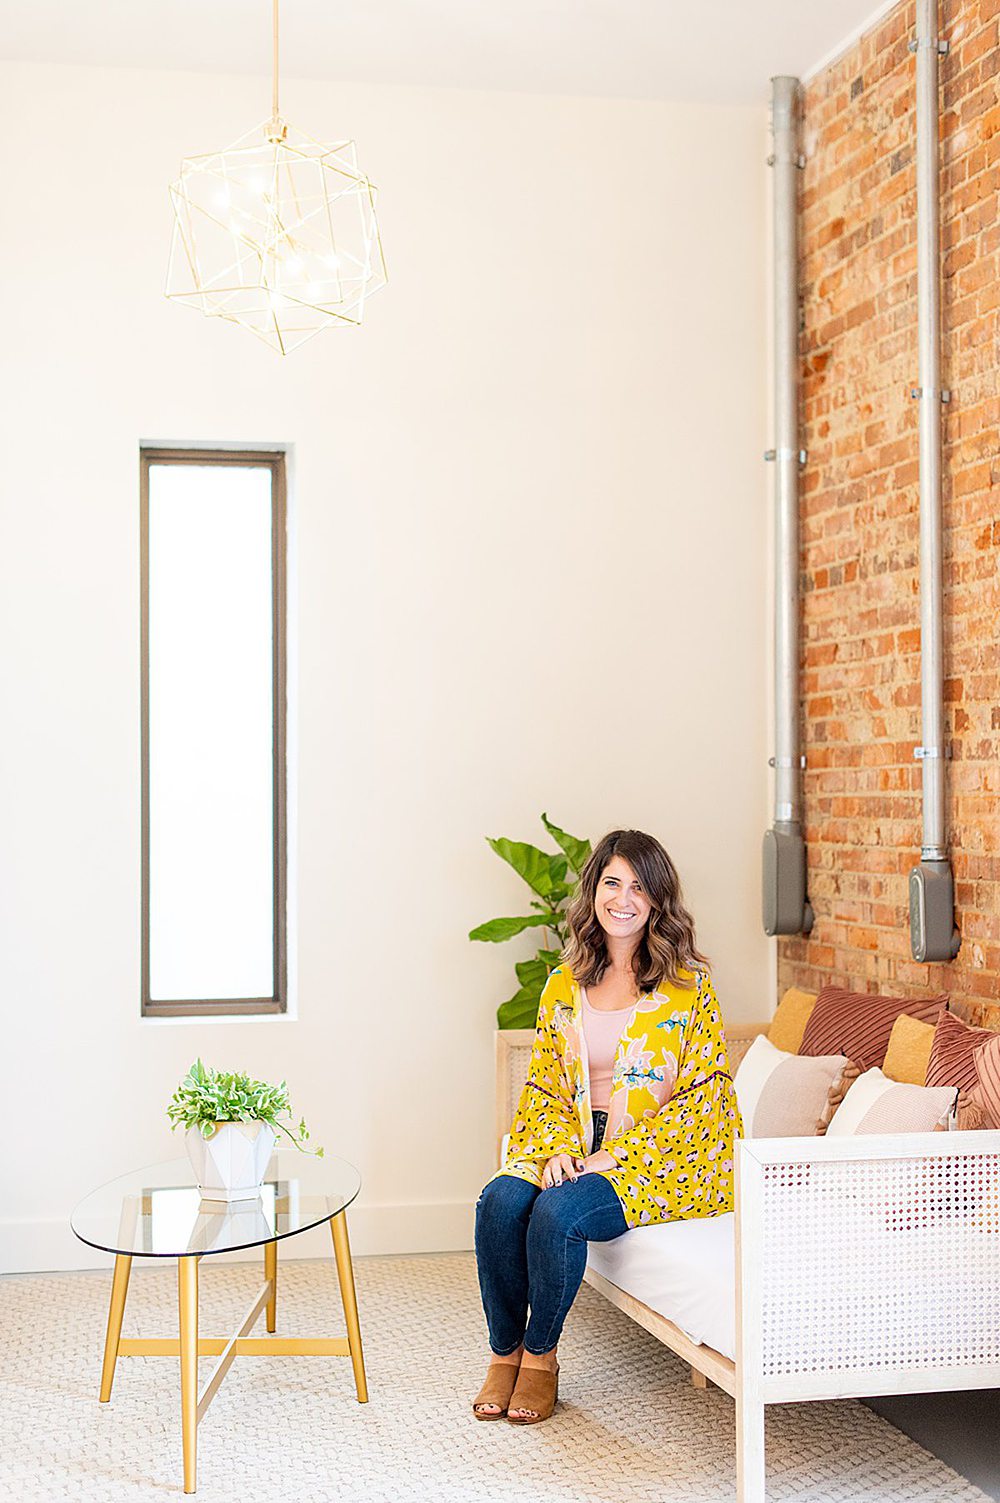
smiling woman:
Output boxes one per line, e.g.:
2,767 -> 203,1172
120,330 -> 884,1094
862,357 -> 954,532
562,830 -> 708,994
471,829 -> 741,1424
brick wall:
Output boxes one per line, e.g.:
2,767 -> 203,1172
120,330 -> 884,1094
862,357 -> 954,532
778,0 -> 1000,1025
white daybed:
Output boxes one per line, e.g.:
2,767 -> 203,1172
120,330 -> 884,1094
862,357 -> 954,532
495,1026 -> 1000,1503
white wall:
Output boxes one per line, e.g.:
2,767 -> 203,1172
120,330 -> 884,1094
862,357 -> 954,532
0,61 -> 770,1272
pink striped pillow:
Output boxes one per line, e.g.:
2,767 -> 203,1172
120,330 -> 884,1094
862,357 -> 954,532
925,1009 -> 995,1092
965,1032 -> 1000,1128
799,986 -> 946,1072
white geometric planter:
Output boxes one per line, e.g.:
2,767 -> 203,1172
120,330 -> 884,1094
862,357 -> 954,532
185,1121 -> 276,1202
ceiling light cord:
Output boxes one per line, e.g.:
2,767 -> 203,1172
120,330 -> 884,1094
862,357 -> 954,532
272,0 -> 279,120
268,0 -> 286,143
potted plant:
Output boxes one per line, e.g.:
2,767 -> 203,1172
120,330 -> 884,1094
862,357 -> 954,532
468,813 -> 591,1028
167,1059 -> 323,1202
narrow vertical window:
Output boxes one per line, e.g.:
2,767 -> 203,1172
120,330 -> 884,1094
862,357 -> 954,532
141,449 -> 286,1016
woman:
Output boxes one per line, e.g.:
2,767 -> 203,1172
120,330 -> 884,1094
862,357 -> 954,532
473,828 -> 740,1424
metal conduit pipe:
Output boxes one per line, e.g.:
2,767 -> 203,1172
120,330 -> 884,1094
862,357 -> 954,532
762,75 -> 813,938
908,0 -> 960,961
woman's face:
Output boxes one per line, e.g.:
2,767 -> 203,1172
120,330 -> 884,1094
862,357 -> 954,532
594,855 -> 652,944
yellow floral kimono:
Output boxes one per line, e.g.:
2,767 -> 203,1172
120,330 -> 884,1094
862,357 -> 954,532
499,964 -> 742,1230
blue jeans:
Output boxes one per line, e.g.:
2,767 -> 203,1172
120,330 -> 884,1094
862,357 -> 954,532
475,1171 -> 628,1355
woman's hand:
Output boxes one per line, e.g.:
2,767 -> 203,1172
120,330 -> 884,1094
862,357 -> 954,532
541,1153 -> 585,1188
579,1149 -> 616,1174
540,1148 -> 616,1187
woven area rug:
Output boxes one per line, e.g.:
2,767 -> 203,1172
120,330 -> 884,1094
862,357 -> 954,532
1,1251 -> 990,1503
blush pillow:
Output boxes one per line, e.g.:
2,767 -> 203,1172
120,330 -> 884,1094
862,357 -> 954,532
734,1034 -> 848,1138
925,1009 -> 996,1092
826,1067 -> 955,1136
799,986 -> 945,1072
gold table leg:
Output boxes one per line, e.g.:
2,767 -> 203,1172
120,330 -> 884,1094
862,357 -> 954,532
102,1225 -> 362,1492
264,1240 -> 277,1333
330,1211 -> 367,1403
178,1256 -> 199,1495
99,1253 -> 132,1402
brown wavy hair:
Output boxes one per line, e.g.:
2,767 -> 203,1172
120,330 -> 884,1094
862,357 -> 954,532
562,829 -> 707,991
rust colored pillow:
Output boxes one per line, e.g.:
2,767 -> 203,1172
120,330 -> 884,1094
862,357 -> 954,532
964,1031 -> 1000,1128
955,1093 -> 990,1131
799,986 -> 946,1072
925,1009 -> 996,1093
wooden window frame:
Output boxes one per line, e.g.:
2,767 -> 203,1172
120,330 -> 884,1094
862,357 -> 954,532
140,447 -> 287,1018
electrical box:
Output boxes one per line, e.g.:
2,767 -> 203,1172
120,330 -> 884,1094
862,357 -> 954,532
762,827 -> 814,936
909,861 -> 961,962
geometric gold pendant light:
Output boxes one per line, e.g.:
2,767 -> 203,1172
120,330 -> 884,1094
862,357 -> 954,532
165,0 -> 386,355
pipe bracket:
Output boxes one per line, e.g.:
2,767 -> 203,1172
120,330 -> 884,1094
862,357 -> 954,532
910,387 -> 952,401
769,756 -> 807,769
914,746 -> 952,759
908,38 -> 949,53
764,448 -> 807,463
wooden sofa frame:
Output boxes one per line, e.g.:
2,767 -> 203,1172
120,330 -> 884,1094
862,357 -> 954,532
495,1024 -> 1000,1502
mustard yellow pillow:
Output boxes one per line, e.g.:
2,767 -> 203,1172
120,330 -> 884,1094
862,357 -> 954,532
882,1012 -> 936,1085
768,987 -> 819,1055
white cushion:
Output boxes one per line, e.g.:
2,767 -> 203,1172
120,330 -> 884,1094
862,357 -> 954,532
826,1066 -> 955,1135
586,1213 -> 735,1360
734,1033 -> 847,1137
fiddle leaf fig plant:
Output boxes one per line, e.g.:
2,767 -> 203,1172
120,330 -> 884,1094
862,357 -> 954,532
167,1058 -> 324,1156
469,813 -> 591,1029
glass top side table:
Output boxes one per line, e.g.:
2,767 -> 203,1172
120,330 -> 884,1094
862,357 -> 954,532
71,1152 -> 365,1495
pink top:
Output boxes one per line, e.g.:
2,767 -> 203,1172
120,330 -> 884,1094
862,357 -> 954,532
581,987 -> 634,1111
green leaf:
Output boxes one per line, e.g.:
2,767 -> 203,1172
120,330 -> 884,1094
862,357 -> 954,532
537,948 -> 563,968
497,984 -> 543,1030
486,838 -> 559,898
468,914 -> 553,943
541,814 -> 592,876
515,956 -> 549,991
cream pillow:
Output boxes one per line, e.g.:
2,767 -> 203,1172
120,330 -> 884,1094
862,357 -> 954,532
734,1034 -> 847,1138
826,1067 -> 954,1135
